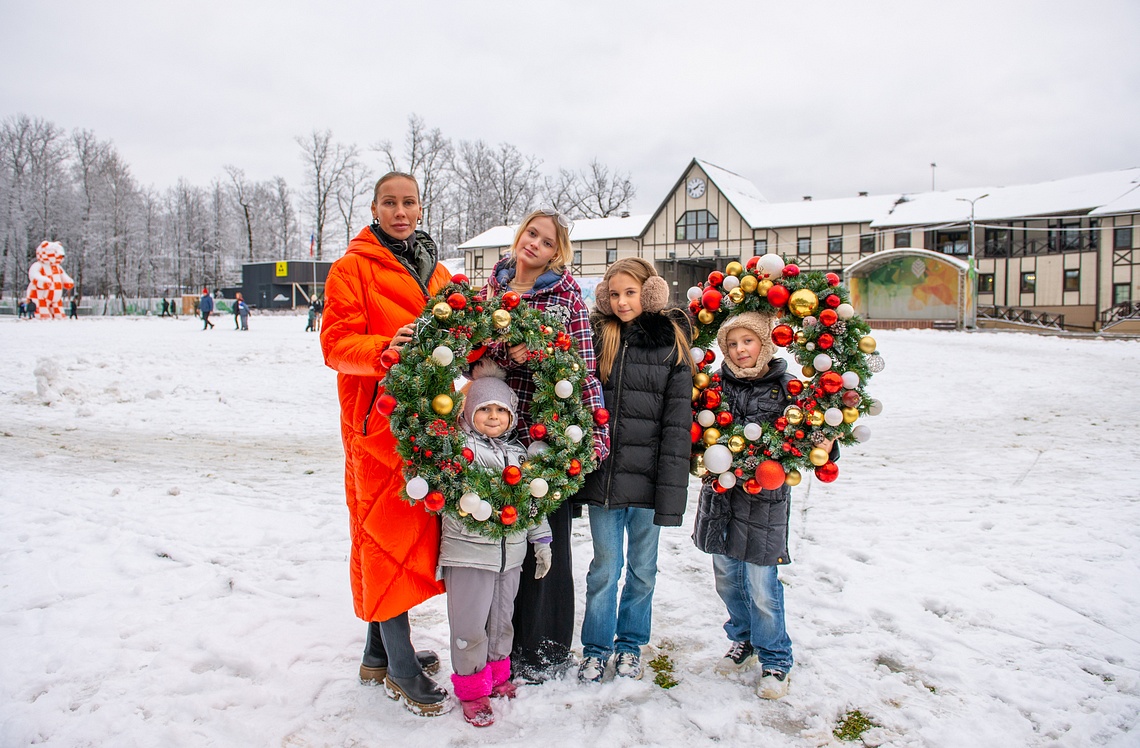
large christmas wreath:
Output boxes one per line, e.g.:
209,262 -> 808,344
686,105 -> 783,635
379,276 -> 601,538
688,254 -> 885,491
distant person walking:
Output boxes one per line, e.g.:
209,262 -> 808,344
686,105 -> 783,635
238,296 -> 250,331
233,293 -> 244,330
160,298 -> 169,317
305,297 -> 318,332
200,288 -> 215,330
68,297 -> 78,319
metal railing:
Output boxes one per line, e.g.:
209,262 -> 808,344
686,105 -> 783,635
1098,301 -> 1140,329
977,305 -> 1066,330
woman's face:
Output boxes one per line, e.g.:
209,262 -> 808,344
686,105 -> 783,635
372,177 -> 422,240
513,216 -> 559,275
607,272 -> 643,322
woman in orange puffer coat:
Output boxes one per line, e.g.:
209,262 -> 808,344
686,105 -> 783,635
321,172 -> 453,717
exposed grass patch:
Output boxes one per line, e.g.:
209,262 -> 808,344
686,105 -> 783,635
833,709 -> 878,741
648,654 -> 678,689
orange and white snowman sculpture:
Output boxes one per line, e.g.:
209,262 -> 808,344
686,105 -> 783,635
25,241 -> 75,319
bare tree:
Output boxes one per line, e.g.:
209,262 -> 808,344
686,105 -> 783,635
548,158 -> 636,219
334,154 -> 372,246
268,176 -> 297,259
225,165 -> 257,262
296,129 -> 357,260
376,114 -> 454,244
489,142 -> 542,226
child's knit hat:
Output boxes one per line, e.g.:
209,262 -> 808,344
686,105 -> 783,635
717,311 -> 778,378
461,360 -> 519,431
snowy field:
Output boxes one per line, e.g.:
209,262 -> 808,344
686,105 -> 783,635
1,314 -> 1139,747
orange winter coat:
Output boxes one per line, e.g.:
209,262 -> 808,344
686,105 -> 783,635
321,226 -> 452,622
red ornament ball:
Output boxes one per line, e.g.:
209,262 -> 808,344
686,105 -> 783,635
702,289 -> 723,311
529,423 -> 548,441
716,411 -> 734,427
713,481 -> 729,494
819,370 -> 844,394
782,264 -> 801,277
815,461 -> 839,482
501,291 -> 521,310
503,465 -> 523,486
787,380 -> 804,396
594,408 -> 611,426
819,308 -> 838,326
817,333 -> 835,350
766,284 -> 790,307
708,271 -> 725,287
500,505 -> 518,525
568,458 -> 582,476
451,273 -> 470,285
447,292 -> 467,310
771,324 -> 795,347
744,478 -> 763,495
701,389 -> 722,410
756,460 -> 786,490
380,348 -> 401,369
461,447 -> 475,462
794,430 -> 805,439
690,422 -> 703,444
825,272 -> 841,286
775,416 -> 789,430
824,294 -> 841,308
376,393 -> 397,416
746,256 -> 761,270
424,491 -> 445,512
704,349 -> 717,365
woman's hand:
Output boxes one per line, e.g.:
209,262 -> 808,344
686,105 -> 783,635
507,343 -> 529,365
387,324 -> 415,351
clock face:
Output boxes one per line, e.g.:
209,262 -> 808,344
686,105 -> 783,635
687,177 -> 706,198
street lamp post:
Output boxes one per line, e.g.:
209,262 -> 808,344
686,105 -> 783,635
955,193 -> 989,329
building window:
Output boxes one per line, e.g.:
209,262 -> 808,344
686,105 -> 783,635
572,250 -> 582,268
473,253 -> 484,272
1114,283 -> 1132,305
797,236 -> 811,256
754,239 -> 767,255
1020,271 -> 1036,294
606,248 -> 617,264
978,273 -> 995,294
860,234 -> 875,254
894,231 -> 911,249
937,230 -> 969,255
1063,268 -> 1080,292
676,210 -> 718,241
828,236 -> 843,254
1115,227 -> 1133,250
985,228 -> 1011,256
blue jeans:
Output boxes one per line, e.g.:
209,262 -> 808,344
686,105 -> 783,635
712,554 -> 793,672
580,506 -> 661,659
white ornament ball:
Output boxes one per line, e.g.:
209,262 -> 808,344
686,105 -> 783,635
824,407 -> 844,427
722,275 -> 740,291
431,345 -> 454,366
565,425 -> 584,444
852,425 -> 871,442
867,399 -> 884,416
757,253 -> 785,279
836,303 -> 855,320
803,315 -> 817,328
743,422 -> 763,441
841,371 -> 861,389
528,440 -> 549,457
554,379 -> 574,399
813,353 -> 833,371
687,286 -> 703,302
690,347 -> 704,363
806,342 -> 816,351
702,444 -> 733,474
459,491 -> 482,514
697,409 -> 716,428
472,500 -> 493,521
717,472 -> 737,489
529,478 -> 549,498
405,476 -> 429,500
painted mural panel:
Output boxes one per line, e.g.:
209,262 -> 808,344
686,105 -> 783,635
850,254 -> 961,320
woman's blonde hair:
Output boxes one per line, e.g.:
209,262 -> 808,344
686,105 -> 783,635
595,258 -> 696,383
510,209 -> 574,274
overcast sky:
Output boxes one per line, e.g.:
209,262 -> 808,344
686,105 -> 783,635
3,0 -> 1138,215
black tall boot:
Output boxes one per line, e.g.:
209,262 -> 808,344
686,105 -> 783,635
360,621 -> 441,683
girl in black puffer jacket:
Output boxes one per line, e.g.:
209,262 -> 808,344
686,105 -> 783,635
574,258 -> 695,683
692,311 -> 837,701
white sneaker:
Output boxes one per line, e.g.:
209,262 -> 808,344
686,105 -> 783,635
577,656 -> 607,684
758,669 -> 789,700
614,652 -> 643,679
715,640 -> 758,675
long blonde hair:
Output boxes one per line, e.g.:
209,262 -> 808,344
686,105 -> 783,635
509,209 -> 574,273
595,258 -> 696,383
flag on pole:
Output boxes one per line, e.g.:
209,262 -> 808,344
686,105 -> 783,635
309,233 -> 315,258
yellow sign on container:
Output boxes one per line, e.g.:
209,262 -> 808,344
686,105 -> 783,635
275,262 -> 288,277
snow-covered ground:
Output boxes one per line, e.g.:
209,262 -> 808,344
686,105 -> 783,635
1,314 -> 1138,747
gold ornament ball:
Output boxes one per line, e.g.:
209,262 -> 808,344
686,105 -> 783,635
546,346 -> 554,354
432,302 -> 452,320
522,460 -> 534,470
809,447 -> 830,466
785,469 -> 802,486
807,409 -> 825,427
740,275 -> 758,293
431,393 -> 454,415
692,387 -> 701,401
552,490 -> 561,501
492,309 -> 511,329
757,279 -> 774,297
702,427 -> 722,446
694,372 -> 711,389
728,287 -> 745,304
728,435 -> 746,453
725,261 -> 744,277
858,335 -> 877,354
572,363 -> 580,371
795,331 -> 807,344
842,407 -> 860,424
697,309 -> 715,325
787,289 -> 820,318
801,365 -> 816,377
784,406 -> 804,425
691,453 -> 708,477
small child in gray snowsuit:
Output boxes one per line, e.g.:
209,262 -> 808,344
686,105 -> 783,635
441,361 -> 552,727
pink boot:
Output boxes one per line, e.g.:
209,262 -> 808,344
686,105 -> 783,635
451,666 -> 494,727
488,657 -> 517,699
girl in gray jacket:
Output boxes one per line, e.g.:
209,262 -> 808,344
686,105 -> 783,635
442,362 -> 551,727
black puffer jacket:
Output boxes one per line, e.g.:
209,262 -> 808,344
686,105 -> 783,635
576,310 -> 693,526
693,357 -> 832,565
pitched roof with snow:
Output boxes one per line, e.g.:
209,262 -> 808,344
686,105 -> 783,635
457,213 -> 652,250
